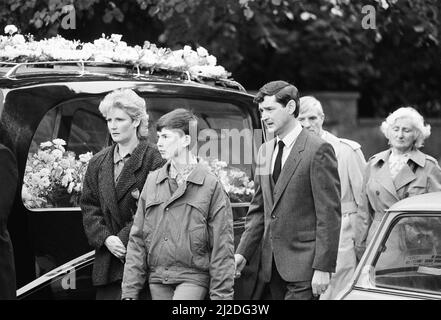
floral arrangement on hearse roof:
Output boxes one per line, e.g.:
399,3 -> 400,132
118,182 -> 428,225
0,24 -> 230,80
23,139 -> 255,209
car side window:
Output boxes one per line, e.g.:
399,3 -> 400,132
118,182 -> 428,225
22,98 -> 107,210
28,108 -> 58,155
374,215 -> 441,294
68,108 -> 109,156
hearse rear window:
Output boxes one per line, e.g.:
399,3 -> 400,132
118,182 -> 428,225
22,95 -> 257,210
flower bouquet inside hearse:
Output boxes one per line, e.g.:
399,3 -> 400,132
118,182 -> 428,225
22,139 -> 93,209
23,140 -> 254,209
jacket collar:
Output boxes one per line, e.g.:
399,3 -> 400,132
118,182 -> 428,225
113,142 -> 138,164
276,122 -> 302,150
371,148 -> 426,198
373,148 -> 426,168
114,140 -> 150,201
156,160 -> 207,185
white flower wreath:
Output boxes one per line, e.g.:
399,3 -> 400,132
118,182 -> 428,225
0,26 -> 231,80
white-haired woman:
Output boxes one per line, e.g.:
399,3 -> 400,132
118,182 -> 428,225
354,107 -> 441,261
81,89 -> 165,299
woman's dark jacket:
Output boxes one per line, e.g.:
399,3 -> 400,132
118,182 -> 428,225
81,139 -> 165,286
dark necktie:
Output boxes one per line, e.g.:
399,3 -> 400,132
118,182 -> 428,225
273,140 -> 285,184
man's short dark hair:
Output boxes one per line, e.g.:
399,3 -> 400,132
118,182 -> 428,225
254,81 -> 300,118
156,108 -> 198,136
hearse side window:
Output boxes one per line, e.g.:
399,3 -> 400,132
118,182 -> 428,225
68,108 -> 109,156
22,95 -> 257,210
374,215 -> 441,294
22,98 -> 107,210
28,108 -> 57,155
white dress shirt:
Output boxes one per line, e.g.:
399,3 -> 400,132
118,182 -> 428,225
271,123 -> 302,174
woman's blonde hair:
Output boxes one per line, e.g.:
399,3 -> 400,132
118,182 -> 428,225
380,106 -> 431,149
98,89 -> 149,138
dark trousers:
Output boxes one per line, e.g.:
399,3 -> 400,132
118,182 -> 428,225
261,259 -> 316,300
96,281 -> 122,300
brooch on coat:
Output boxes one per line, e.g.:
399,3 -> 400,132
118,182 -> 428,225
131,188 -> 140,200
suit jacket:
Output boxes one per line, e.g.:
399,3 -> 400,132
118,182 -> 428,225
0,144 -> 18,299
354,148 -> 441,255
236,128 -> 341,283
81,139 -> 165,286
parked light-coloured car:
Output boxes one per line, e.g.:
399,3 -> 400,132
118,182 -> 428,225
338,192 -> 441,300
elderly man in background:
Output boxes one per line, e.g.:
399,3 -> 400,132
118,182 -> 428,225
299,96 -> 366,300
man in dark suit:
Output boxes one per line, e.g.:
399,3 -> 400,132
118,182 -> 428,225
235,81 -> 341,300
0,143 -> 18,300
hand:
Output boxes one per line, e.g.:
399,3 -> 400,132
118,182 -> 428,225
311,270 -> 330,297
234,254 -> 247,278
104,235 -> 126,260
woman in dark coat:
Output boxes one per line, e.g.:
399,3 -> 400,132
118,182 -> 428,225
81,89 -> 164,299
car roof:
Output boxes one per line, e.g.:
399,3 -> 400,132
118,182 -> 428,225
0,63 -> 247,93
387,192 -> 441,212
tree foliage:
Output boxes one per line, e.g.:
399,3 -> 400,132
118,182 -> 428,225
1,0 -> 440,117
357,0 -> 441,117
